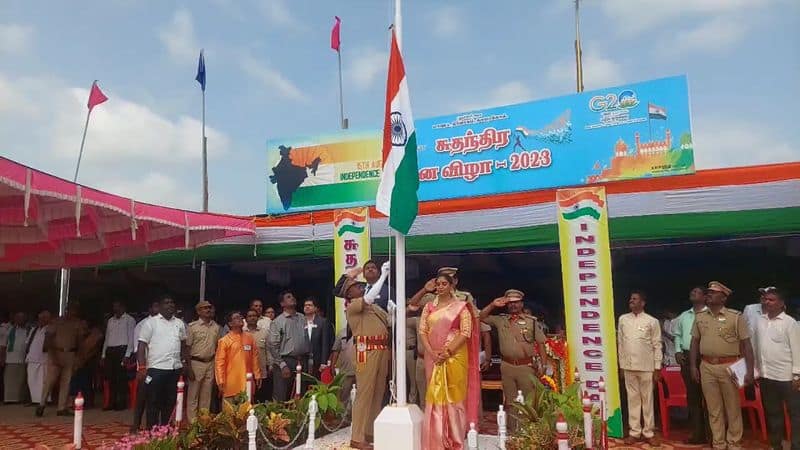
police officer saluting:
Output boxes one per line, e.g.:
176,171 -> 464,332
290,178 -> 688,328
690,281 -> 755,450
479,289 -> 546,421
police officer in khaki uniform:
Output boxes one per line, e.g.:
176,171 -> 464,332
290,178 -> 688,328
690,281 -> 754,450
36,303 -> 82,417
480,289 -> 546,422
339,262 -> 390,450
186,300 -> 221,422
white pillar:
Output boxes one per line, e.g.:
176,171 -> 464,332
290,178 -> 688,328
497,404 -> 507,450
515,389 -> 524,404
583,391 -> 593,449
175,376 -> 185,427
73,392 -> 84,449
350,383 -> 357,405
467,422 -> 478,449
599,377 -> 608,450
305,394 -> 318,449
295,364 -> 302,398
246,372 -> 253,404
247,409 -> 258,450
556,413 -> 570,450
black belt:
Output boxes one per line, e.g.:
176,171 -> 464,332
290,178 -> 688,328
191,356 -> 214,363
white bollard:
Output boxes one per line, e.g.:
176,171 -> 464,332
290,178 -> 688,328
246,372 -> 253,404
515,389 -> 524,404
574,368 -> 582,393
247,409 -> 258,450
556,413 -> 570,450
305,394 -> 318,449
467,422 -> 478,449
599,377 -> 608,450
583,391 -> 593,449
497,404 -> 507,450
73,391 -> 84,449
175,376 -> 185,427
295,364 -> 302,398
350,384 -> 357,405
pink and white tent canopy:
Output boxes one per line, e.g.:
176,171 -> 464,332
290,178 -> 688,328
0,157 -> 255,272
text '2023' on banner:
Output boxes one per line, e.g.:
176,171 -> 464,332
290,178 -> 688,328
266,75 -> 694,214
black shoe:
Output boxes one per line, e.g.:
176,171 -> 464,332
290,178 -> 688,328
56,409 -> 74,416
35,406 -> 45,417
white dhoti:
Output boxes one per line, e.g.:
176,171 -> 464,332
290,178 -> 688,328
3,363 -> 27,402
27,362 -> 46,404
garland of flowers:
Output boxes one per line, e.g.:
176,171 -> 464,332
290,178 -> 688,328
544,336 -> 569,392
539,374 -> 559,392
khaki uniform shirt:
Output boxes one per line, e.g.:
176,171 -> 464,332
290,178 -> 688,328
245,326 -> 270,377
483,314 -> 546,361
691,307 -> 749,357
345,298 -> 390,338
617,312 -> 663,371
186,319 -> 221,360
47,317 -> 82,352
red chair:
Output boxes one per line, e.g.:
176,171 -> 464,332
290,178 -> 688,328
103,379 -> 138,409
739,384 -> 767,442
657,365 -> 687,439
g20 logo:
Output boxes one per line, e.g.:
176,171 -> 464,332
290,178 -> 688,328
589,89 -> 639,112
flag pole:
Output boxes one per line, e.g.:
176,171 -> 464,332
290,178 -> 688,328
337,45 -> 347,130
575,0 -> 584,93
200,50 -> 208,302
392,0 -> 408,409
74,109 -> 92,183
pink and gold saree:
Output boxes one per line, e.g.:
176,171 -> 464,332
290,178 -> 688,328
420,300 -> 481,450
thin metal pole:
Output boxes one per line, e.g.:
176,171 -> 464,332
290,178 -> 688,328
337,49 -> 347,130
74,109 -> 92,183
200,83 -> 208,302
575,0 -> 584,93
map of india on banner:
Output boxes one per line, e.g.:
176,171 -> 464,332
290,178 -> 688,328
556,186 -> 622,438
333,207 -> 371,334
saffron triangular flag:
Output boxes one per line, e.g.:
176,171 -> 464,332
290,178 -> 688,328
196,50 -> 206,91
87,81 -> 108,111
375,30 -> 419,235
331,16 -> 341,52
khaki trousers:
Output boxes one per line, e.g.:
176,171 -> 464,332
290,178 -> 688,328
187,360 -> 215,422
415,354 -> 427,409
42,351 -> 75,411
700,361 -> 743,450
623,369 -> 655,439
351,349 -> 389,444
500,362 -> 536,429
406,349 -> 418,404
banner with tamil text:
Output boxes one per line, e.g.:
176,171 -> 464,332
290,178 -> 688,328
556,186 -> 622,438
333,207 -> 371,334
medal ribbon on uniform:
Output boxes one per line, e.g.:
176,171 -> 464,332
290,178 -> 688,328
356,335 -> 368,366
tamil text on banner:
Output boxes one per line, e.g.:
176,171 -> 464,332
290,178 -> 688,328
556,186 -> 622,438
333,207 -> 371,334
267,76 -> 694,214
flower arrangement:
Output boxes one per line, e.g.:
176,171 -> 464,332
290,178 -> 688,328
98,425 -> 180,450
540,374 -> 559,392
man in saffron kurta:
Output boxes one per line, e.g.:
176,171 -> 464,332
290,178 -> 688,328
215,312 -> 261,400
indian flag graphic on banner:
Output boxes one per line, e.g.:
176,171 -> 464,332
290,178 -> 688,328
333,207 -> 371,334
556,186 -> 623,438
375,29 -> 419,235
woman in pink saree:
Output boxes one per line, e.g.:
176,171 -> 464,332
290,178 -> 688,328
419,274 -> 481,450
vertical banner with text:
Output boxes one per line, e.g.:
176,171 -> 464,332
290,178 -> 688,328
556,186 -> 622,437
333,207 -> 371,335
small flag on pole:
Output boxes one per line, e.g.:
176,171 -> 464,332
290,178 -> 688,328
87,81 -> 108,111
196,50 -> 206,91
648,103 -> 667,120
331,16 -> 341,52
375,29 -> 419,235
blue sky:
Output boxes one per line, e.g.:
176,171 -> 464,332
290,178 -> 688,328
1,0 -> 798,214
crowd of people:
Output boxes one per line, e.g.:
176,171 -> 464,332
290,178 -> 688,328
618,283 -> 799,450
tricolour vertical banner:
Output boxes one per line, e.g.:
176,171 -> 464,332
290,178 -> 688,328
333,207 -> 371,334
556,186 -> 622,438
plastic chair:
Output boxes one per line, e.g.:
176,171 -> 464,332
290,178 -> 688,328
656,365 -> 687,439
739,384 -> 767,442
103,379 -> 138,409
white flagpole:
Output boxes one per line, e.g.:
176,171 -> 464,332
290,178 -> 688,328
199,51 -> 208,302
393,0 -> 407,409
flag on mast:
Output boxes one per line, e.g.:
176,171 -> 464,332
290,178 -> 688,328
195,50 -> 206,91
375,29 -> 419,235
87,81 -> 108,111
331,16 -> 341,52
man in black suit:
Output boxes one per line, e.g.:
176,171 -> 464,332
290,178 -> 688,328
363,260 -> 391,311
302,297 -> 334,381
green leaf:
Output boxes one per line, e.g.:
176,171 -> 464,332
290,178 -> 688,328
317,394 -> 329,412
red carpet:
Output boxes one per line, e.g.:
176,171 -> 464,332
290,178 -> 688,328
0,421 -> 129,449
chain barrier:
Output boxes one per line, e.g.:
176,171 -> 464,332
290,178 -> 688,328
318,393 -> 353,433
256,409 -> 310,450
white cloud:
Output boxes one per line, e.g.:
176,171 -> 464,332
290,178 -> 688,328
347,49 -> 387,91
692,117 -> 798,169
257,0 -> 305,30
159,9 -> 199,62
99,171 -> 197,210
0,24 -> 34,54
456,81 -> 534,111
599,0 -> 770,36
429,6 -> 463,38
240,55 -> 309,102
546,52 -> 623,92
665,17 -> 748,56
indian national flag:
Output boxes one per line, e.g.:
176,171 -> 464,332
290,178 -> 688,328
376,29 -> 419,235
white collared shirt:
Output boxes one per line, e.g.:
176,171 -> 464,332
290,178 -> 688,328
755,312 -> 800,382
137,314 -> 186,370
103,313 -> 136,358
25,326 -> 48,364
743,303 -> 763,340
257,316 -> 272,332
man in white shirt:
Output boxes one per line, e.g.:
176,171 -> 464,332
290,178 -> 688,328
25,310 -> 52,405
617,290 -> 662,447
754,289 -> 800,450
102,301 -> 136,411
744,287 -> 771,339
1,312 -> 30,403
136,296 -> 189,428
131,301 -> 159,433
